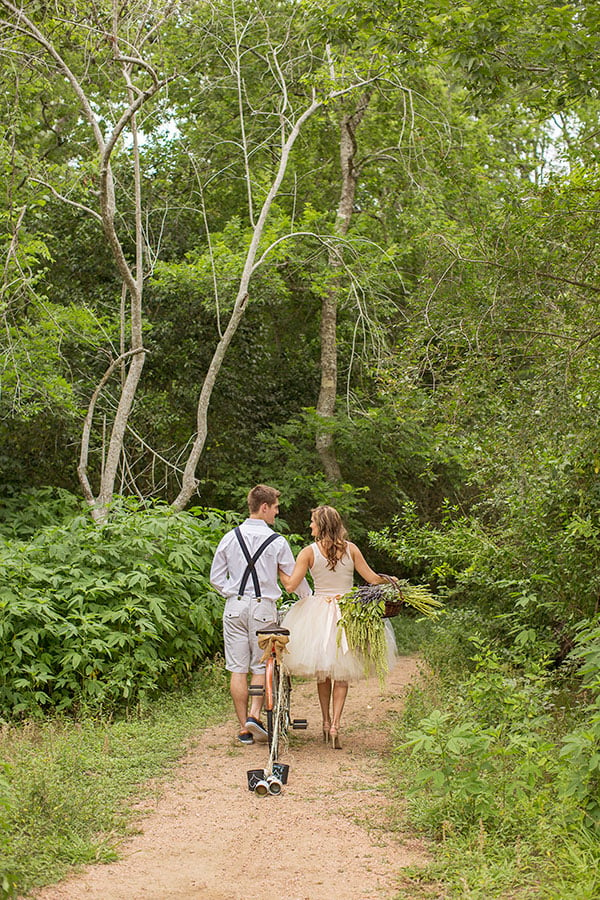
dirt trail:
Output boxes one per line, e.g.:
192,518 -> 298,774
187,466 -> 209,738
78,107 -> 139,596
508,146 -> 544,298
32,657 -> 428,900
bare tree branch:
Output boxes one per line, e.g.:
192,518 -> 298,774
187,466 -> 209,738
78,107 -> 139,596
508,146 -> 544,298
28,179 -> 103,222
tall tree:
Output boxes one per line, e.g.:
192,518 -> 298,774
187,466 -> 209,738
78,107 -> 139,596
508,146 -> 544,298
1,0 -> 176,520
315,89 -> 372,481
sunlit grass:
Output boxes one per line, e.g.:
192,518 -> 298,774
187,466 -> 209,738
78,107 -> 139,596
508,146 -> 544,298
0,662 -> 229,897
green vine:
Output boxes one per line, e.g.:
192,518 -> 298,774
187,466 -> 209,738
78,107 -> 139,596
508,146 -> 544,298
337,593 -> 389,687
337,581 -> 442,688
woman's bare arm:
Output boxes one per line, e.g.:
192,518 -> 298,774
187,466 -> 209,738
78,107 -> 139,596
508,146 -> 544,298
348,542 -> 385,584
279,545 -> 314,593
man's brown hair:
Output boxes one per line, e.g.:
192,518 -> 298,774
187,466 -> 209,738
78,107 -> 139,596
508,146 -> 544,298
247,484 -> 281,513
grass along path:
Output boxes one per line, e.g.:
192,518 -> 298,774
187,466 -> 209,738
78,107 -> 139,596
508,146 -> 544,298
1,665 -> 230,898
27,657 -> 427,900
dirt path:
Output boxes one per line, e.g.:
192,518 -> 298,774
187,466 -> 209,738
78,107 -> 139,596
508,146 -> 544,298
32,657 -> 428,900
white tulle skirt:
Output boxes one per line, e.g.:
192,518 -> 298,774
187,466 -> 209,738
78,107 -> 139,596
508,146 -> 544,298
282,593 -> 397,683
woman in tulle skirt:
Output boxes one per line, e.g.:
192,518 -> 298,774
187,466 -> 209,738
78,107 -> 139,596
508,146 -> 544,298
280,506 -> 397,749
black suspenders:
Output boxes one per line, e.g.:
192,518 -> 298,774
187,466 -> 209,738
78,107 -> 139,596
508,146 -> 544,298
234,526 -> 280,598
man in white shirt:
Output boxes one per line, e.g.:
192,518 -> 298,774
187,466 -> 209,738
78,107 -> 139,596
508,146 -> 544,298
210,484 -> 310,744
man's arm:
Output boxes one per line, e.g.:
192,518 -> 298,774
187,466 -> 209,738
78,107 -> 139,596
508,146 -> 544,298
210,535 -> 231,596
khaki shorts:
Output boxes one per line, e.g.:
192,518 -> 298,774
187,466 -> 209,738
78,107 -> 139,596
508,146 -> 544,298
223,596 -> 279,674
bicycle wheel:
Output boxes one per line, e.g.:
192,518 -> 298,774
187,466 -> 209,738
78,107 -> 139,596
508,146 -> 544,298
265,658 -> 291,761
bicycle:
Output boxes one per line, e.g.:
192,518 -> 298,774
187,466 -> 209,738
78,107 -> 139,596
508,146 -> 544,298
247,623 -> 306,795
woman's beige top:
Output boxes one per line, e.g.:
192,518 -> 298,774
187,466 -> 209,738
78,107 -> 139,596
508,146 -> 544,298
310,541 -> 354,598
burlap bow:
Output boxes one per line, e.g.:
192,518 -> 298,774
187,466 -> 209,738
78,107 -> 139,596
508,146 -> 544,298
258,632 -> 290,664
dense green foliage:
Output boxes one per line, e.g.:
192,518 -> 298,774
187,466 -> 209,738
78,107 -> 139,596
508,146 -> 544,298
388,615 -> 600,898
0,497 -> 233,716
377,497 -> 600,895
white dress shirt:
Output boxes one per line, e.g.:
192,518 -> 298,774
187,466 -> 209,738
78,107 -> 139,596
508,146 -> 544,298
210,518 -> 310,601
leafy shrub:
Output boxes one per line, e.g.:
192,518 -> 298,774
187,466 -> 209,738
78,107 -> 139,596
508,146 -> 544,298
369,500 -> 492,587
369,494 -> 600,666
0,499 -> 237,717
569,616 -> 600,693
391,605 -> 600,896
0,487 -> 84,540
419,607 -> 484,680
559,698 -> 600,831
396,639 -> 560,839
557,617 -> 600,829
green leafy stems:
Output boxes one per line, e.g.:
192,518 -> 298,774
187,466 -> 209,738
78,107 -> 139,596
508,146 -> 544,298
337,581 -> 442,687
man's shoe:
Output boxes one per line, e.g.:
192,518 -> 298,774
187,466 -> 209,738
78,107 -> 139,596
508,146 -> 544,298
245,716 -> 268,743
237,731 -> 254,745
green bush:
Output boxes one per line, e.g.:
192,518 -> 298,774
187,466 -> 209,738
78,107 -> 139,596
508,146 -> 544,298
0,487 -> 85,540
559,698 -> 600,831
396,639 -> 560,838
0,498 -> 236,717
557,617 -> 600,830
369,468 -> 600,640
390,615 -> 600,896
369,500 -> 492,587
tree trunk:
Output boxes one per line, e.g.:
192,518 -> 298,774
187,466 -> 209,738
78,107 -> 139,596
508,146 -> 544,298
316,91 -> 372,481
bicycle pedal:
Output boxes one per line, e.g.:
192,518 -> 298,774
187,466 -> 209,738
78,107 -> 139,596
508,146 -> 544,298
292,718 -> 308,729
248,684 -> 265,696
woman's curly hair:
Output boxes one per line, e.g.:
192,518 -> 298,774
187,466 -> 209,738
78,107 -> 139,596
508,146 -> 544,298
312,505 -> 348,570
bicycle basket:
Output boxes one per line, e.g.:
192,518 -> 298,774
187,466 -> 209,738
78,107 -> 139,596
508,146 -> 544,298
352,576 -> 404,618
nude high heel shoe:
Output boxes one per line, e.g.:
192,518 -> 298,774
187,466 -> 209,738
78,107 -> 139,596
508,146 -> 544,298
322,722 -> 331,744
329,726 -> 342,750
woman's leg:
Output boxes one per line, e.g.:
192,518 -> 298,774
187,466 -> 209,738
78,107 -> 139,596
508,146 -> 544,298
331,680 -> 348,729
329,680 -> 348,749
317,678 -> 332,730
